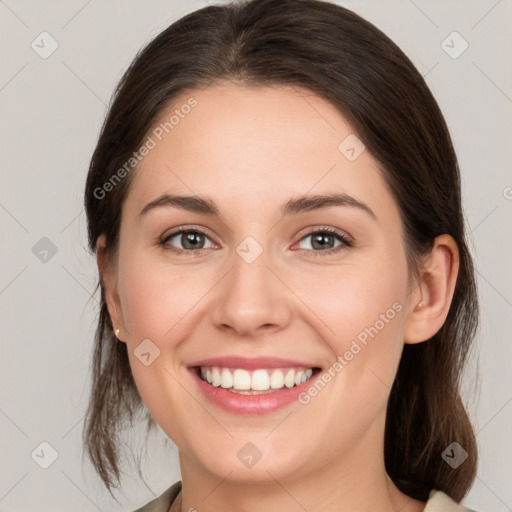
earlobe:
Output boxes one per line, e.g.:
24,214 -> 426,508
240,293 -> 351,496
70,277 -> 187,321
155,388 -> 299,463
404,234 -> 459,344
96,234 -> 126,342
413,300 -> 426,312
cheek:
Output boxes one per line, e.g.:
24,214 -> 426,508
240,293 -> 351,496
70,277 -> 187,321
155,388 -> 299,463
288,262 -> 407,444
117,253 -> 208,340
116,256 -> 209,435
298,260 -> 407,346
293,254 -> 408,410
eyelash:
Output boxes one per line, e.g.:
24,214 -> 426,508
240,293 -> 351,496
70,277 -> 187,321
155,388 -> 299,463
158,226 -> 353,257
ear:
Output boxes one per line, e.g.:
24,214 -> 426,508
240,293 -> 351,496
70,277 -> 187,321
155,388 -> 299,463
404,234 -> 460,344
96,234 -> 126,343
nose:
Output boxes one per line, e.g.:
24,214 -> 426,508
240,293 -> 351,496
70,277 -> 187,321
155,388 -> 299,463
209,248 -> 292,338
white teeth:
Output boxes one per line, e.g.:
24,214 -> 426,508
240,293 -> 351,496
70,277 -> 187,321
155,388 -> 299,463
270,369 -> 284,389
220,368 -> 233,389
211,367 -> 221,387
284,368 -> 296,388
251,369 -> 270,390
233,369 -> 251,390
199,366 -> 315,391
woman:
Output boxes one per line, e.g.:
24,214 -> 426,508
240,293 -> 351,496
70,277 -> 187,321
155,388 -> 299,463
83,0 -> 481,511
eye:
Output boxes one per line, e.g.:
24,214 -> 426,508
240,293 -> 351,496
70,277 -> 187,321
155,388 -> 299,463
295,227 -> 353,256
158,226 -> 353,256
159,228 -> 216,253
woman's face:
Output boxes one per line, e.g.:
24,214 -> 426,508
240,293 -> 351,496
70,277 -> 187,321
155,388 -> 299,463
108,83 -> 417,484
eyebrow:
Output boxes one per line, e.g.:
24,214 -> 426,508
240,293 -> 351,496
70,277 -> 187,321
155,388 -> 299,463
137,192 -> 376,220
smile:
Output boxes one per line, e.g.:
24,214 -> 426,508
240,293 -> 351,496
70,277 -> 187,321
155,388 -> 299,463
197,366 -> 317,394
188,364 -> 322,415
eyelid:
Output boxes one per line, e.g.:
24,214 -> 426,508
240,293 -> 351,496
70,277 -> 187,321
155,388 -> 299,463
294,225 -> 354,245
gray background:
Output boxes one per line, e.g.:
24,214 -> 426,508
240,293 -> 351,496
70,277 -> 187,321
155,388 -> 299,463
1,0 -> 511,511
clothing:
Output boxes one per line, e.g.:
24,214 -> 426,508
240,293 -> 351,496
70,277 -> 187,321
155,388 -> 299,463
130,480 -> 479,512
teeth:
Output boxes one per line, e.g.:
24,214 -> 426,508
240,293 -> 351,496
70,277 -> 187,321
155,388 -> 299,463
211,367 -> 221,387
220,368 -> 233,389
233,369 -> 251,390
295,370 -> 310,385
251,369 -> 270,390
199,366 -> 315,391
270,369 -> 285,389
285,368 -> 296,388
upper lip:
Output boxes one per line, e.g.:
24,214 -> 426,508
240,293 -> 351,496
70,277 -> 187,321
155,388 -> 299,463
189,356 -> 320,370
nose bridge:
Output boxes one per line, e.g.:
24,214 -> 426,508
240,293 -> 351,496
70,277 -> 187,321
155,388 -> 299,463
210,238 -> 291,335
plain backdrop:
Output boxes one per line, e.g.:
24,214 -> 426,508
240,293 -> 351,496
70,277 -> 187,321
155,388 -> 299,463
1,1 -> 511,511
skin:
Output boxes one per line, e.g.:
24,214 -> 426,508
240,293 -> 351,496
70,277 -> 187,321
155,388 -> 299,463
97,82 -> 459,512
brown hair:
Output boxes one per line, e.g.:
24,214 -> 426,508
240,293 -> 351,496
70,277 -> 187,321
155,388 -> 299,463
83,0 -> 479,502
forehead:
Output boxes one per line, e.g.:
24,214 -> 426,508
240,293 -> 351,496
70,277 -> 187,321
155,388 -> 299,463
124,82 -> 396,222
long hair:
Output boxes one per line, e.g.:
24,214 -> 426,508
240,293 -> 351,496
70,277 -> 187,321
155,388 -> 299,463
83,0 -> 478,501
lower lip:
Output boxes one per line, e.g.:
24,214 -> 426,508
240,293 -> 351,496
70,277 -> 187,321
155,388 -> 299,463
189,368 -> 320,415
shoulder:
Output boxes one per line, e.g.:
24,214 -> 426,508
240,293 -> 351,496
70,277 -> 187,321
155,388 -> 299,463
129,480 -> 182,512
424,490 -> 480,512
